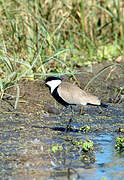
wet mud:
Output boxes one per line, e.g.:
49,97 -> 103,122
0,62 -> 124,180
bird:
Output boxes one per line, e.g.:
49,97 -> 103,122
43,76 -> 107,108
42,76 -> 108,131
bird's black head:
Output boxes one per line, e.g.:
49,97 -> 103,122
43,76 -> 62,94
45,76 -> 62,84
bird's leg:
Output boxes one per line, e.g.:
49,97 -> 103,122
97,106 -> 103,114
79,106 -> 85,115
65,117 -> 72,132
65,105 -> 73,132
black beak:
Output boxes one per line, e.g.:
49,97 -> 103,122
41,81 -> 46,87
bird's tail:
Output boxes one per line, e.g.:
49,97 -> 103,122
100,103 -> 108,108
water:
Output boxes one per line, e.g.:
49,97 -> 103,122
0,105 -> 124,180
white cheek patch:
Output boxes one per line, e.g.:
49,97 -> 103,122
46,80 -> 61,93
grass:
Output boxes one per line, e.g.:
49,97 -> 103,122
0,0 -> 124,107
115,137 -> 124,152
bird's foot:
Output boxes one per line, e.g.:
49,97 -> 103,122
65,118 -> 72,133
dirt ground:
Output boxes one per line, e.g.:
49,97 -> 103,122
0,61 -> 124,180
0,61 -> 123,117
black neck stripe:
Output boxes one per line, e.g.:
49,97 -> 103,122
52,86 -> 69,107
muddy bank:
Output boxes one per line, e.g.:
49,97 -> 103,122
0,61 -> 124,180
0,61 -> 123,115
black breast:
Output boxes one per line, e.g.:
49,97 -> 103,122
52,87 -> 69,107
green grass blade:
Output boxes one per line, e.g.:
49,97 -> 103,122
84,63 -> 124,90
14,84 -> 20,110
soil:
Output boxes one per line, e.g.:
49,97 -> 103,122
0,61 -> 123,117
0,61 -> 124,180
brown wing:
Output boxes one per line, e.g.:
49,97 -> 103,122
58,82 -> 101,105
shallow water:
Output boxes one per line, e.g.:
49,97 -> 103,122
0,104 -> 124,180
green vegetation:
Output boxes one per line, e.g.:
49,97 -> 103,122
50,137 -> 94,166
80,125 -> 90,133
0,0 -> 124,100
72,138 -> 94,152
100,177 -> 107,180
52,145 -> 63,153
81,140 -> 94,152
51,138 -> 94,153
115,137 -> 124,152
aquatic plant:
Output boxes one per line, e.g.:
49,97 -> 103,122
115,137 -> 124,152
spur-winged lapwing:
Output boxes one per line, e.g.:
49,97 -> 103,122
42,76 -> 107,131
43,76 -> 107,108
